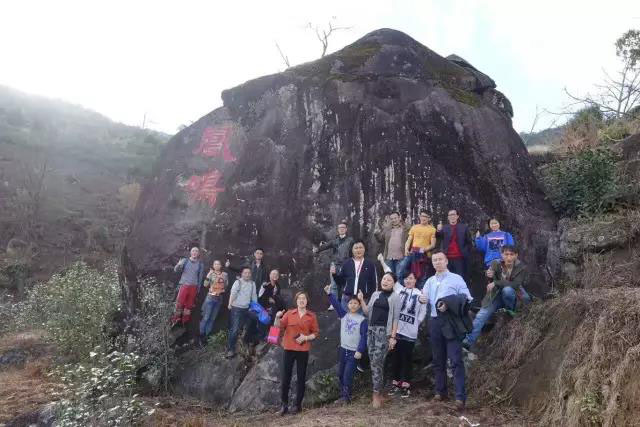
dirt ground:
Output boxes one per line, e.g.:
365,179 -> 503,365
145,388 -> 531,427
0,332 -> 61,423
0,329 -> 531,427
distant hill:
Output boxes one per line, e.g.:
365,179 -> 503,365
0,85 -> 170,291
520,125 -> 564,148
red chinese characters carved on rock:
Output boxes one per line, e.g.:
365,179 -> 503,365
193,125 -> 236,162
185,170 -> 225,207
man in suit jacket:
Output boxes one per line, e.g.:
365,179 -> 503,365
331,239 -> 378,311
436,209 -> 473,282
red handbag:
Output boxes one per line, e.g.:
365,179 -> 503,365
267,325 -> 281,345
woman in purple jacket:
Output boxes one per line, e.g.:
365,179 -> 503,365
475,218 -> 515,268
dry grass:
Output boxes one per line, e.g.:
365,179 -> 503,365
552,120 -> 600,154
579,250 -> 640,289
0,330 -> 49,354
144,389 -> 531,427
0,359 -> 62,423
468,288 -> 640,427
0,330 -> 62,423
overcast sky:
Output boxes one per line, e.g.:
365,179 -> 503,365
1,0 -> 639,134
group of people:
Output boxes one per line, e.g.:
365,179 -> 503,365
171,247 -> 284,355
171,208 -> 531,415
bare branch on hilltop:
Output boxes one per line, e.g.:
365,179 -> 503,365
308,18 -> 352,58
275,42 -> 291,68
564,29 -> 640,119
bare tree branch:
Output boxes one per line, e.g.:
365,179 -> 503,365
275,42 -> 290,68
307,19 -> 352,58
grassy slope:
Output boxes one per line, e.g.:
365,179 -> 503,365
0,86 -> 169,283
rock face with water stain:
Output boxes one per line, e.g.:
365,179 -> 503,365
123,28 -> 554,312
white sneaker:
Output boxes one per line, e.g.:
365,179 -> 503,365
328,305 -> 334,311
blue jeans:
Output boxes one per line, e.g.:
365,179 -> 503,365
430,316 -> 465,401
199,295 -> 222,336
466,286 -> 531,345
227,307 -> 250,352
385,259 -> 403,279
397,251 -> 427,283
337,347 -> 358,401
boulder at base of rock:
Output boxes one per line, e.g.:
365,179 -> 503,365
173,349 -> 249,404
228,311 -> 339,411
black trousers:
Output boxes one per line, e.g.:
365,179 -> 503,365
392,338 -> 415,384
448,257 -> 467,281
281,350 -> 309,407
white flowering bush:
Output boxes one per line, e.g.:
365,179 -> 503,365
21,261 -> 121,358
53,350 -> 149,426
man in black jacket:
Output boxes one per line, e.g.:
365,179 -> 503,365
227,248 -> 269,286
436,209 -> 473,282
246,268 -> 285,344
331,239 -> 378,311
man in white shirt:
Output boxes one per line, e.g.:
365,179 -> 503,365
422,251 -> 472,409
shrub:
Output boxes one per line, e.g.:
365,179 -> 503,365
540,148 -> 620,217
556,106 -> 604,152
598,119 -> 633,142
53,350 -> 149,426
206,330 -> 228,351
130,278 -> 178,392
21,261 -> 121,359
0,294 -> 22,336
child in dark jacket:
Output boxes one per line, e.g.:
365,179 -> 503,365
324,284 -> 368,404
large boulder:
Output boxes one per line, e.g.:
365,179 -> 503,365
546,211 -> 640,287
173,349 -> 249,403
228,312 -> 339,411
172,312 -> 339,410
122,28 -> 555,312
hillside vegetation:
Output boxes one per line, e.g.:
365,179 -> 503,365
0,86 -> 169,294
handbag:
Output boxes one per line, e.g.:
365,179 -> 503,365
249,302 -> 272,325
267,325 -> 281,345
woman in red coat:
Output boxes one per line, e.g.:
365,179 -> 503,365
274,291 -> 319,416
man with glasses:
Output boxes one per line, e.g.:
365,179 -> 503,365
436,209 -> 473,282
397,211 -> 437,286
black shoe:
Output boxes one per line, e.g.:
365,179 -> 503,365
278,405 -> 288,416
400,387 -> 411,398
196,336 -> 206,348
289,405 -> 300,415
432,394 -> 446,402
388,385 -> 401,396
332,397 -> 348,406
